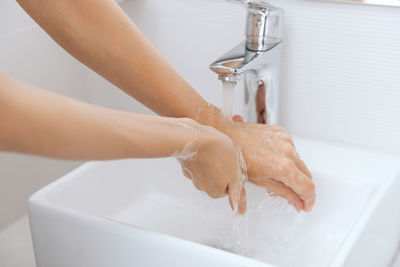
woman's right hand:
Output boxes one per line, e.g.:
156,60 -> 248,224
175,119 -> 247,214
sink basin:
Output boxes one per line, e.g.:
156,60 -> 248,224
28,136 -> 400,267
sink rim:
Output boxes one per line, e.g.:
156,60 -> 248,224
28,136 -> 400,267
29,193 -> 272,267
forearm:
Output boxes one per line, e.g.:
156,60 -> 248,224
16,0 -> 217,122
0,74 -> 202,160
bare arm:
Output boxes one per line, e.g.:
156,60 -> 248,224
16,0 -> 315,211
16,0 -> 210,120
0,72 -> 247,213
0,72 -> 199,160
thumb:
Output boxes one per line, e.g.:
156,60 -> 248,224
232,115 -> 244,122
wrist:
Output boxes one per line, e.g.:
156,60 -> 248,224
172,117 -> 215,154
172,117 -> 228,159
195,103 -> 232,135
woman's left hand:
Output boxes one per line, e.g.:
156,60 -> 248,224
198,107 -> 316,212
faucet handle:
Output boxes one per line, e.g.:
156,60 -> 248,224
228,0 -> 283,51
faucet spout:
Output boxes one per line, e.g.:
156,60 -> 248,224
209,1 -> 283,125
209,40 -> 281,81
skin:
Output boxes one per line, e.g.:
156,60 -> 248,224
0,73 -> 245,212
230,116 -> 314,211
9,0 -> 315,212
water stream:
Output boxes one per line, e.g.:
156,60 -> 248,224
212,80 -> 300,258
221,81 -> 237,118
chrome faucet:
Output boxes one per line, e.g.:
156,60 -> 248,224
209,1 -> 283,124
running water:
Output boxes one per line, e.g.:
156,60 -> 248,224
217,79 -> 252,255
221,81 -> 236,117
201,79 -> 300,260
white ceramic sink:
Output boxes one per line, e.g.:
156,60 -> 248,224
29,136 -> 400,267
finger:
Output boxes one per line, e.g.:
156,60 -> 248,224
232,115 -> 244,122
229,186 -> 247,214
238,187 -> 247,215
179,162 -> 192,180
295,158 -> 312,179
280,143 -> 312,179
191,179 -> 202,191
274,158 -> 316,211
205,180 -> 227,198
180,163 -> 205,191
182,168 -> 191,179
251,178 -> 304,211
228,181 -> 246,214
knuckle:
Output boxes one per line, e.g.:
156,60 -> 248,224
191,180 -> 201,190
304,180 -> 315,193
181,168 -> 191,179
208,191 -> 224,199
281,143 -> 296,157
208,193 -> 218,199
283,133 -> 293,142
218,182 -> 229,193
278,130 -> 291,141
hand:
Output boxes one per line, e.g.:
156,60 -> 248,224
174,119 -> 247,214
226,116 -> 315,211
